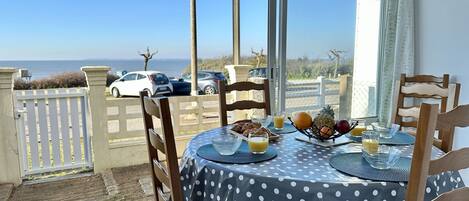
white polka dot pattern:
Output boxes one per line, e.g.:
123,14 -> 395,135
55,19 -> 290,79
179,127 -> 465,201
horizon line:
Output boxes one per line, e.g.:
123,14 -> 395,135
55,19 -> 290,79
0,56 -> 353,62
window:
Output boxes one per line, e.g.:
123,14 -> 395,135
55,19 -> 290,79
152,73 -> 169,85
198,73 -> 209,79
214,72 -> 226,80
121,73 -> 137,81
137,74 -> 147,80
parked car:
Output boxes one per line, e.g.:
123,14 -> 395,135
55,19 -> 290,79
109,71 -> 173,97
182,71 -> 226,95
170,78 -> 191,95
248,67 -> 267,79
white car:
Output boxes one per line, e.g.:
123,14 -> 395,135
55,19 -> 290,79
109,71 -> 173,97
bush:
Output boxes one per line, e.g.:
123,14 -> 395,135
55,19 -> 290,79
106,73 -> 120,86
14,72 -> 120,90
14,79 -> 32,90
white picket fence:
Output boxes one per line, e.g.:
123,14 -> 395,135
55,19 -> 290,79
249,76 -> 343,115
284,77 -> 341,114
14,88 -> 92,176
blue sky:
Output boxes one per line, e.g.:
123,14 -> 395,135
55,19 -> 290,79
0,0 -> 356,60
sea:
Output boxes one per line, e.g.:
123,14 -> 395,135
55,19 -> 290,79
0,59 -> 190,80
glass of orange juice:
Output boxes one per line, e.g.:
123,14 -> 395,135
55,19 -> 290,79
273,112 -> 285,130
362,131 -> 379,155
248,130 -> 269,154
350,121 -> 367,137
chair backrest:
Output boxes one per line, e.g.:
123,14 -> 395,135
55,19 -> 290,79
139,91 -> 183,201
406,104 -> 469,201
394,74 -> 461,152
218,79 -> 271,126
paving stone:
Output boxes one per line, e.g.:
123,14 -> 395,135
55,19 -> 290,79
111,164 -> 154,200
138,177 -> 154,196
6,164 -> 155,201
102,170 -> 119,196
0,184 -> 13,201
9,174 -> 107,201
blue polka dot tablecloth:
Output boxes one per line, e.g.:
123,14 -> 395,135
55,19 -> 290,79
179,127 -> 465,201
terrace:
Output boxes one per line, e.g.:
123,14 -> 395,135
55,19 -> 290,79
1,0 -> 469,201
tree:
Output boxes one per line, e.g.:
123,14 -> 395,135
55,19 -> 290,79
251,48 -> 266,67
328,49 -> 345,78
139,47 -> 158,71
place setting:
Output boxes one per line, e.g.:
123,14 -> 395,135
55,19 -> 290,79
283,105 -> 415,182
329,130 -> 413,182
196,117 -> 281,164
251,112 -> 298,134
196,111 -> 307,164
346,121 -> 415,145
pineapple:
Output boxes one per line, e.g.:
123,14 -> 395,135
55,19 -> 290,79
313,105 -> 336,137
313,113 -> 335,129
319,105 -> 335,118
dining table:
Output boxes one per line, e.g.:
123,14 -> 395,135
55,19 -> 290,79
179,126 -> 465,201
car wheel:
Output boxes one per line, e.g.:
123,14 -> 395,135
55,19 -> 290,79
112,88 -> 120,98
204,85 -> 216,95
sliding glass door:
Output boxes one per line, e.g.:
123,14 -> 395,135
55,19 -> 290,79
273,0 -> 382,119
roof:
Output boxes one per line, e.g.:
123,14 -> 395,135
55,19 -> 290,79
126,71 -> 163,74
182,70 -> 223,74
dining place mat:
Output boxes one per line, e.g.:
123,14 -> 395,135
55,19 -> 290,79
329,152 -> 411,182
346,131 -> 415,145
196,142 -> 277,164
267,123 -> 297,134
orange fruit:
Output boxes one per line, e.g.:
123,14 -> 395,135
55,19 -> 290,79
293,112 -> 313,129
320,127 -> 334,138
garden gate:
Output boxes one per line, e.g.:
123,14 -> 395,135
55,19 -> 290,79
14,88 -> 92,176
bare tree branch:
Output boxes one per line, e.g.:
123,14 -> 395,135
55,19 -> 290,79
139,47 -> 158,71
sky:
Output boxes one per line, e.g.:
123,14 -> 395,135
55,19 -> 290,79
0,0 -> 356,60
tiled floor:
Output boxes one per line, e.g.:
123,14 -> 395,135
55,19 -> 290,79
5,164 -> 154,201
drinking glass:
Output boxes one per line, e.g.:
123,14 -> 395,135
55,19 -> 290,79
252,115 -> 272,128
248,130 -> 269,154
371,122 -> 389,138
371,122 -> 400,139
273,112 -> 285,130
350,121 -> 367,137
211,128 -> 242,155
362,131 -> 379,155
363,145 -> 402,169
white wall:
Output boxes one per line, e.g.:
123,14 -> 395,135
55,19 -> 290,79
415,0 -> 469,181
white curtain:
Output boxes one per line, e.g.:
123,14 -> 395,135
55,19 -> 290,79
378,0 -> 415,124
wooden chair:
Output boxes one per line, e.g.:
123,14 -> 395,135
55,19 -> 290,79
406,103 -> 469,201
139,91 -> 183,201
218,79 -> 271,126
394,74 -> 461,152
